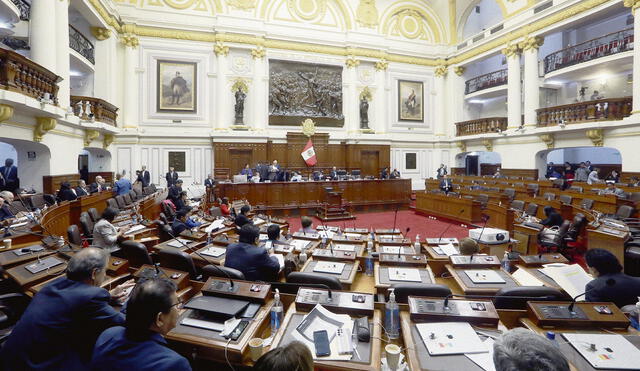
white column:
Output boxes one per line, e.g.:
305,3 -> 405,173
345,56 -> 359,132
55,0 -> 70,110
252,47 -> 267,129
93,28 -> 117,103
434,64 -> 447,137
374,60 -> 388,133
29,0 -> 56,72
521,36 -> 544,127
121,34 -> 139,128
214,42 -> 229,129
447,66 -> 466,138
502,43 -> 522,129
630,3 -> 640,113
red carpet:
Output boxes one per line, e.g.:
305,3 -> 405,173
286,210 -> 473,241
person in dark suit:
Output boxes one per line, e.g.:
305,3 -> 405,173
585,248 -> 640,308
1,248 -> 130,370
329,166 -> 338,180
204,174 -> 215,188
165,167 -> 178,188
540,206 -> 563,227
380,167 -> 389,180
138,165 -> 151,188
91,175 -> 107,193
76,180 -> 90,197
0,158 -> 18,192
234,205 -> 251,228
0,190 -> 15,221
257,162 -> 269,182
171,210 -> 190,235
57,181 -> 77,202
225,223 -> 280,281
390,169 -> 401,179
264,224 -> 288,251
313,170 -> 324,181
167,179 -> 183,205
439,174 -> 453,194
91,278 -> 191,371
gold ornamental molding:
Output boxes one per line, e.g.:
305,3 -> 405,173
456,141 -> 466,153
120,34 -> 139,48
227,0 -> 256,10
453,66 -> 465,76
84,129 -> 100,147
0,104 -> 14,123
501,42 -> 520,58
539,133 -> 554,149
434,64 -> 447,77
359,86 -> 373,101
302,119 -> 316,137
482,138 -> 493,152
624,0 -> 640,15
251,46 -> 266,59
103,134 -> 114,149
519,36 -> 544,52
586,129 -> 604,147
91,27 -> 111,41
34,117 -> 57,142
214,41 -> 229,56
356,0 -> 379,28
345,55 -> 360,68
374,59 -> 389,71
231,78 -> 249,93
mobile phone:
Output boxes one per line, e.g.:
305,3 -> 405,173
313,330 -> 331,357
227,319 -> 250,341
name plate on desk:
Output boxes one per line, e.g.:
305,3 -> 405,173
201,277 -> 270,304
408,297 -> 499,327
295,288 -> 374,316
375,229 -> 401,234
519,254 -> 569,266
450,255 -> 501,268
312,249 -> 356,262
313,261 -> 345,274
388,268 -> 422,282
292,232 -> 320,240
527,301 -> 630,329
345,228 -> 369,234
379,254 -> 427,267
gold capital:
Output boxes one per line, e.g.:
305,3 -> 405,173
120,34 -> 139,48
501,42 -> 520,58
359,86 -> 373,101
434,64 -> 447,78
482,139 -> 493,152
0,104 -> 14,123
346,55 -> 360,68
456,141 -> 466,153
103,134 -> 114,149
519,36 -> 544,52
374,59 -> 389,71
624,0 -> 640,14
539,134 -> 554,149
34,117 -> 57,142
214,41 -> 229,57
586,129 -> 604,147
251,46 -> 266,59
231,78 -> 249,93
84,129 -> 100,147
91,27 -> 111,41
453,66 -> 465,76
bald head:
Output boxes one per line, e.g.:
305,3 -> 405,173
66,247 -> 109,284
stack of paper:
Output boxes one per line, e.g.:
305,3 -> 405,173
290,239 -> 311,252
538,264 -> 592,299
465,338 -> 496,371
204,219 -> 226,233
292,305 -> 354,361
416,322 -> 488,355
435,243 -> 459,256
318,230 -> 335,239
124,224 -> 146,235
511,268 -> 544,286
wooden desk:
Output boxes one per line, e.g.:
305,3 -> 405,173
374,263 -> 434,295
519,317 -> 637,335
415,192 -> 482,224
190,243 -> 228,267
153,238 -> 204,253
513,223 -> 542,255
558,333 -> 640,371
0,244 -> 55,268
518,253 -> 569,266
446,265 -> 519,295
5,256 -> 67,288
270,304 -> 382,371
300,258 -> 358,290
587,225 -> 629,266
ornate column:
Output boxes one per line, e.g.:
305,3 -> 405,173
434,63 -> 447,137
29,0 -> 57,73
92,27 -> 116,104
624,0 -> 640,113
55,0 -> 70,110
502,43 -> 522,129
121,33 -> 139,128
214,41 -> 229,129
374,58 -> 389,133
345,55 -> 360,133
447,66 -> 465,137
251,46 -> 267,130
520,36 -> 544,127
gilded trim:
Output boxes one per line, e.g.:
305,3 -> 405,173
0,104 -> 14,123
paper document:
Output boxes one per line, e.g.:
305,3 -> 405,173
290,239 -> 312,252
167,238 -> 192,248
313,261 -> 345,274
416,322 -> 488,355
511,268 -> 544,286
435,243 -> 459,256
539,264 -> 592,299
124,224 -> 146,234
464,270 -> 506,284
204,219 -> 226,234
259,234 -> 268,241
563,334 -> 640,370
465,338 -> 496,371
318,230 -> 335,239
344,233 -> 361,238
388,268 -> 422,282
253,217 -> 266,226
200,246 -> 226,258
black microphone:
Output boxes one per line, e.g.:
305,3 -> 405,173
399,227 -> 411,259
437,209 -> 465,244
568,278 -> 616,313
391,204 -> 400,235
473,214 -> 491,243
165,228 -> 235,291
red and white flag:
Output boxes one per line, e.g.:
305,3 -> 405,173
301,139 -> 317,166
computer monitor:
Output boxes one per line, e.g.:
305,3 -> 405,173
351,170 -> 361,178
337,170 -> 347,176
233,175 -> 248,183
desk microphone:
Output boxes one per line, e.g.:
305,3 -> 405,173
473,214 -> 491,244
437,209 -> 465,244
398,227 -> 411,259
567,278 -> 615,313
391,204 -> 400,235
165,229 -> 235,291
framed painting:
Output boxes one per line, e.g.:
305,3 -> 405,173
157,60 -> 197,113
168,151 -> 186,172
398,80 -> 424,122
405,153 -> 417,170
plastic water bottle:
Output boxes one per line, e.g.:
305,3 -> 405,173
630,297 -> 640,330
414,234 -> 421,255
502,252 -> 511,273
365,242 -> 374,276
206,233 -> 213,246
132,214 -> 138,224
385,289 -> 400,339
546,331 -> 559,348
270,289 -> 284,334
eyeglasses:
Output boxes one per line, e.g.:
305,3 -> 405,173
170,300 -> 184,310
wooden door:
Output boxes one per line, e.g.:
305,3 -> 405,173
361,151 -> 379,177
229,149 -> 253,176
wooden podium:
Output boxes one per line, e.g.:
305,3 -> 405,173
317,186 -> 355,221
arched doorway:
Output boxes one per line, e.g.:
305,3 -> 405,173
79,147 -> 113,184
536,147 -> 622,180
455,151 -> 502,176
0,138 -> 51,192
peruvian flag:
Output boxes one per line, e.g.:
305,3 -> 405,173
301,139 -> 317,166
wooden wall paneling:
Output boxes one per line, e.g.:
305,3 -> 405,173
43,174 -> 81,195
501,169 -> 538,180
451,167 -> 465,175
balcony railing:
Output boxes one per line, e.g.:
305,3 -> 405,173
455,117 -> 507,136
71,96 -> 119,126
69,25 -> 95,64
536,97 -> 632,127
465,69 -> 508,95
10,0 -> 30,21
0,48 -> 60,104
544,28 -> 634,74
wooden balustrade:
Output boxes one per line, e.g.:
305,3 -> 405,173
70,96 -> 119,126
455,117 -> 507,136
465,68 -> 508,95
0,48 -> 60,104
536,97 -> 632,127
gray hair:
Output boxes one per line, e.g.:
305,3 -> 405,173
66,247 -> 108,281
0,191 -> 14,202
493,328 -> 569,371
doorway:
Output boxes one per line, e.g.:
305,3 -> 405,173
465,155 -> 479,176
361,150 -> 380,176
229,149 -> 253,176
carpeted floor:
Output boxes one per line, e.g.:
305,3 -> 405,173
286,209 -> 474,241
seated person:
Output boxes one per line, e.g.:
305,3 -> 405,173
605,170 -> 620,183
585,248 -> 640,308
439,174 -> 453,194
93,207 -> 128,253
2,248 -> 129,370
225,223 -> 280,281
598,180 -> 626,198
174,191 -> 189,212
300,216 -> 315,234
181,206 -> 201,229
171,210 -> 190,235
234,204 -> 252,227
493,328 -> 569,371
0,190 -> 15,221
91,278 -> 191,371
312,171 -> 324,181
540,206 -> 563,228
629,176 -> 640,187
76,179 -> 91,197
264,224 -> 288,251
240,163 -> 253,179
290,171 -> 302,182
548,169 -> 562,179
250,173 -> 261,183
91,175 -> 108,193
254,341 -> 313,371
219,197 -> 231,216
57,181 -> 77,202
390,169 -> 401,179
458,238 -> 479,255
380,167 -> 389,179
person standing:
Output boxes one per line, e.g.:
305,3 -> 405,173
114,174 -> 132,196
329,166 -> 338,180
439,174 -> 453,194
436,164 -> 447,179
139,165 -> 151,188
165,167 -> 178,188
587,167 -> 601,185
268,160 -> 280,182
168,179 -> 183,205
240,164 -> 253,179
204,174 -> 215,188
0,158 -> 18,193
574,162 -> 589,182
